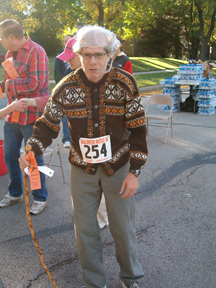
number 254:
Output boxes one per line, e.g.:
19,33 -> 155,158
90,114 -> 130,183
84,144 -> 107,159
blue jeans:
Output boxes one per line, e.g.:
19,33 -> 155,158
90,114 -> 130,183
3,121 -> 47,202
62,116 -> 71,144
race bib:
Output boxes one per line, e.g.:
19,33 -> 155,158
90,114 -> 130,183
79,135 -> 112,164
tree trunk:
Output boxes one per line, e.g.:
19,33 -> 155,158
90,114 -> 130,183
190,37 -> 200,59
201,37 -> 208,60
97,0 -> 104,26
195,1 -> 216,61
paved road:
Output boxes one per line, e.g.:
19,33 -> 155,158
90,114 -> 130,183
1,90 -> 216,288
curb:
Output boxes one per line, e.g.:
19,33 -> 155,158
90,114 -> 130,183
139,85 -> 163,92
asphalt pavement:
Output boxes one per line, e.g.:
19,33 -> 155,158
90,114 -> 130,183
0,88 -> 216,288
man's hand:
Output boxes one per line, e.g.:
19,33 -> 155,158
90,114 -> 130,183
18,152 -> 33,172
19,98 -> 37,107
119,172 -> 139,199
11,99 -> 28,112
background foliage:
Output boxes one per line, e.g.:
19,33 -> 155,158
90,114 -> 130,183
0,0 -> 215,60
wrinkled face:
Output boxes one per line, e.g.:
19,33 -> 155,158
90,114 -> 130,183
79,47 -> 110,83
67,55 -> 81,70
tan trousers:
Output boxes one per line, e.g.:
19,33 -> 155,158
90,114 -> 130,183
70,163 -> 144,288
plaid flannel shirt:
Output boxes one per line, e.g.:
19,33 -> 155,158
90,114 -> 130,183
0,37 -> 49,125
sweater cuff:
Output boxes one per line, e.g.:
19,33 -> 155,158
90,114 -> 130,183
26,139 -> 44,157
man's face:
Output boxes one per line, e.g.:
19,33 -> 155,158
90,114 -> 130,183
0,28 -> 11,51
79,47 -> 110,83
67,55 -> 81,70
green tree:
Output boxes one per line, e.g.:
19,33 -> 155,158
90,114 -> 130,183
1,0 -> 215,59
80,0 -> 125,31
122,0 -> 216,60
0,0 -> 82,55
140,14 -> 183,58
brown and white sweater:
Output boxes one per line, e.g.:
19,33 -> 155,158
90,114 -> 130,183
27,67 -> 148,176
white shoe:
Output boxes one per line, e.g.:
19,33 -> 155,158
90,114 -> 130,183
63,141 -> 70,148
97,193 -> 109,229
122,282 -> 139,288
97,214 -> 109,229
0,193 -> 23,208
30,201 -> 47,215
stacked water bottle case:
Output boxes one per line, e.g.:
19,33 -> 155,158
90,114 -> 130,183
197,78 -> 216,115
177,64 -> 204,81
160,63 -> 216,115
160,77 -> 181,112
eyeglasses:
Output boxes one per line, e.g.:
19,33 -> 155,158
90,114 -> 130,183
80,52 -> 107,59
0,35 -> 8,41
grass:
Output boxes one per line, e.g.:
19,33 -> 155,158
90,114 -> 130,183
49,82 -> 56,91
134,71 -> 177,87
49,57 -> 55,81
131,57 -> 187,72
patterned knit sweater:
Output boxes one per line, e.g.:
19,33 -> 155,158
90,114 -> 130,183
27,67 -> 148,176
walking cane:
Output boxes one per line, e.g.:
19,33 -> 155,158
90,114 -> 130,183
24,144 -> 58,288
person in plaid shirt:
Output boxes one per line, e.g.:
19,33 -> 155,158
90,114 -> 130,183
0,19 -> 49,215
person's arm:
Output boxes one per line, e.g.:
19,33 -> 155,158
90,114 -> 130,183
0,100 -> 27,120
19,82 -> 65,166
119,76 -> 148,199
20,95 -> 50,110
18,91 -> 64,171
34,95 -> 50,110
6,48 -> 49,98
